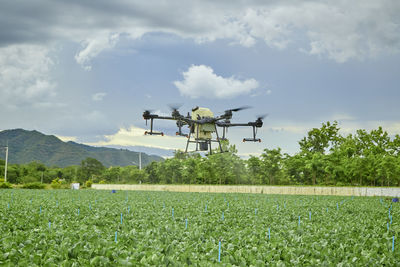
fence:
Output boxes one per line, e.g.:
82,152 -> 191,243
92,184 -> 400,197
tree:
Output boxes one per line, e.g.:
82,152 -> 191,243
260,148 -> 284,185
299,121 -> 342,154
247,156 -> 263,184
78,157 -> 105,183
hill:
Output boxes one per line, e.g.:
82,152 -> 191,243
0,129 -> 164,167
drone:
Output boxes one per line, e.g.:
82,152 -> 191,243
143,105 -> 266,154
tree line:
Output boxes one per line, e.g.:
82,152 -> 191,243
1,121 -> 400,187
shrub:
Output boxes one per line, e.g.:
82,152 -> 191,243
85,180 -> 93,188
22,182 -> 46,189
21,176 -> 39,184
0,178 -> 4,183
51,178 -> 62,189
0,182 -> 12,189
99,180 -> 106,184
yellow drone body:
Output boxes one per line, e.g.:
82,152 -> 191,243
191,107 -> 214,140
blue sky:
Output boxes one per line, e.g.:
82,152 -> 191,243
1,0 -> 400,157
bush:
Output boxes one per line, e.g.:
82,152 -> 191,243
0,178 -> 4,183
99,180 -> 106,184
21,176 -> 40,184
0,182 -> 12,189
51,178 -> 62,189
22,182 -> 46,189
85,180 -> 93,188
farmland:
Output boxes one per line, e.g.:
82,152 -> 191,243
1,189 -> 399,265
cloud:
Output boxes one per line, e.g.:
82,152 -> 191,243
0,44 -> 56,109
56,135 -> 78,142
241,2 -> 400,62
0,1 -> 398,66
75,33 -> 120,70
86,125 -> 187,150
330,113 -> 356,121
338,120 -> 400,135
92,92 -> 107,101
174,65 -> 259,98
269,125 -> 310,134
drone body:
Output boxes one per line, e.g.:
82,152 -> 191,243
191,107 -> 214,140
143,105 -> 265,154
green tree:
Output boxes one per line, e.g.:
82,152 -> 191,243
261,148 -> 284,185
299,121 -> 342,154
78,157 -> 105,183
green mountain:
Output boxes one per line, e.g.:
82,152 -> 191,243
0,129 -> 164,167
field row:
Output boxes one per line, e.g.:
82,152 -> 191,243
0,189 -> 399,265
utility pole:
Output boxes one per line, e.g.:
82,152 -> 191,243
4,145 -> 8,183
139,152 -> 142,170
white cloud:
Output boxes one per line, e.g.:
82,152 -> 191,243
86,126 -> 187,150
0,44 -> 56,109
242,1 -> 400,62
330,113 -> 356,121
269,125 -> 310,134
75,33 -> 120,70
154,110 -> 170,117
92,92 -> 107,101
174,65 -> 259,99
339,120 -> 400,135
1,1 -> 398,67
56,135 -> 78,142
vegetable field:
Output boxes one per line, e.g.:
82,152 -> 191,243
1,189 -> 399,266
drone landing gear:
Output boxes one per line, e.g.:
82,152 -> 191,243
185,125 -> 223,154
144,118 -> 164,136
243,126 -> 261,142
145,131 -> 164,136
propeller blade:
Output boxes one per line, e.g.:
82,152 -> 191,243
256,114 -> 268,120
143,109 -> 154,113
168,103 -> 183,111
226,105 -> 251,112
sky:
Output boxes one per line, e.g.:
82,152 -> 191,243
1,0 -> 400,157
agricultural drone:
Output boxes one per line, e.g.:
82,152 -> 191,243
143,105 -> 266,154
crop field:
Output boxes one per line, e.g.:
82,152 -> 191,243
0,190 -> 399,266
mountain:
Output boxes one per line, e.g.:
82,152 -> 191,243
0,129 -> 164,167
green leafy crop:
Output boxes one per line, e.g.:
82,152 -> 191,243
0,189 -> 399,265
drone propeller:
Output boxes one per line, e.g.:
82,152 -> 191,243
254,114 -> 267,128
256,114 -> 268,120
168,103 -> 183,111
226,105 -> 251,113
168,103 -> 183,118
143,109 -> 154,125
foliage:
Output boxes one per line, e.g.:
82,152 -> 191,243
0,182 -> 12,189
85,180 -> 93,188
50,178 -> 62,189
0,190 -> 399,265
2,123 -> 400,186
21,182 -> 46,189
78,158 -> 105,183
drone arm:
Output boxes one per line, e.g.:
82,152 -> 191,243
216,121 -> 261,142
216,122 -> 253,127
143,114 -> 195,136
